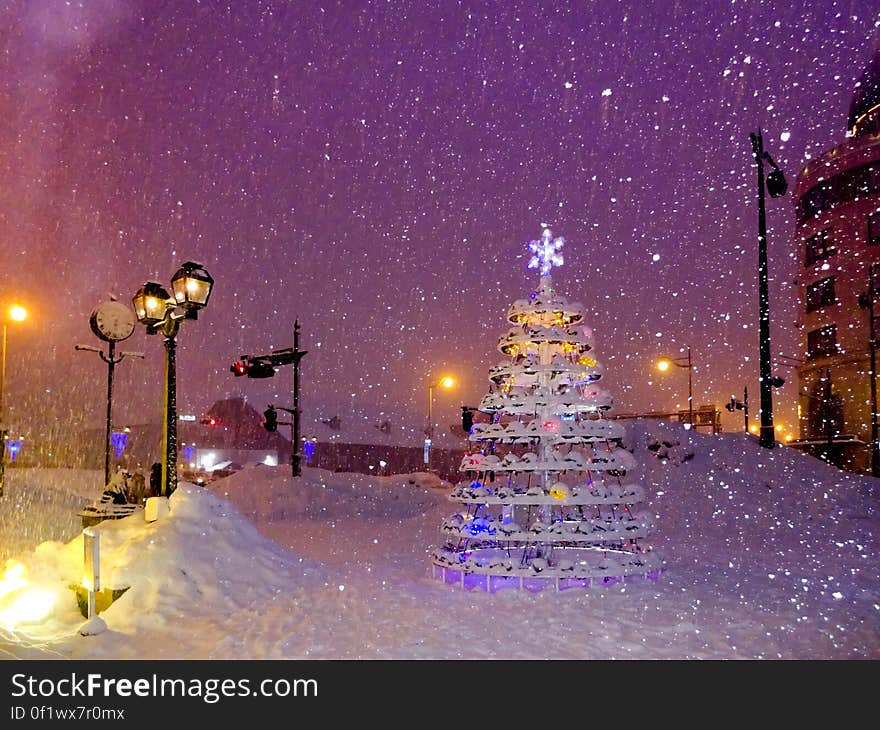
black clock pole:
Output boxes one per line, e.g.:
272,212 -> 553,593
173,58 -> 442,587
104,340 -> 116,486
76,302 -> 142,487
75,341 -> 127,487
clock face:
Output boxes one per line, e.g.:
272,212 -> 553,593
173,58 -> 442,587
90,301 -> 136,342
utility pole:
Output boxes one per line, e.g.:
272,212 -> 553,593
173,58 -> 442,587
743,386 -> 749,434
749,129 -> 787,449
291,320 -> 304,477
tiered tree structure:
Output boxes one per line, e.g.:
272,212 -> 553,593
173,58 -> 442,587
431,229 -> 661,592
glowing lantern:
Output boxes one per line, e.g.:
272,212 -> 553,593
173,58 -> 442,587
0,560 -> 56,630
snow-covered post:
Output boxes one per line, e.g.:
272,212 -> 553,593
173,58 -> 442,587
83,528 -> 100,618
79,528 -> 108,636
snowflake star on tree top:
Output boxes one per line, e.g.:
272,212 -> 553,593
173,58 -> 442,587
527,227 -> 565,277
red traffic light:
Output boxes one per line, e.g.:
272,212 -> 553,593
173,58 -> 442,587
200,416 -> 219,426
231,361 -> 248,376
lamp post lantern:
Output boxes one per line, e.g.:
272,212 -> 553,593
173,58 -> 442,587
749,129 -> 787,449
656,346 -> 694,427
0,304 -> 27,498
132,262 -> 213,497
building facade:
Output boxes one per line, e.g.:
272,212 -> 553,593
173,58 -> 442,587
794,50 -> 880,470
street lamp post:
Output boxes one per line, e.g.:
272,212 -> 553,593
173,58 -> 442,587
656,347 -> 694,427
425,375 -> 455,467
0,304 -> 27,498
749,129 -> 788,449
132,262 -> 213,497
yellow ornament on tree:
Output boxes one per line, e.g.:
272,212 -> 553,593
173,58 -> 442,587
549,482 -> 570,500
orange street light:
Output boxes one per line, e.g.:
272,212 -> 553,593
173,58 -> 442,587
426,375 -> 458,465
655,347 -> 693,427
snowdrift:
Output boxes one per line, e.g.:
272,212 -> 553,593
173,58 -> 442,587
0,484 -> 314,658
0,420 -> 877,659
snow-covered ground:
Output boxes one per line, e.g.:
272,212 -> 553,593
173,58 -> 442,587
0,420 -> 877,659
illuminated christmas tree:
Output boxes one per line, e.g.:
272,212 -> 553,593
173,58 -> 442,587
431,228 -> 661,592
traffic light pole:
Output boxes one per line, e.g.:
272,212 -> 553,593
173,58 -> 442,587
232,321 -> 307,477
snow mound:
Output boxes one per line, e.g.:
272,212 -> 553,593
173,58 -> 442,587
628,420 -> 878,587
1,420 -> 878,659
0,484 -> 314,657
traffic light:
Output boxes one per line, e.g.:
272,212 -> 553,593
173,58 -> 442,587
230,358 -> 275,378
461,406 -> 474,433
725,397 -> 736,413
200,416 -> 219,426
231,360 -> 248,376
263,406 -> 278,432
248,361 -> 276,378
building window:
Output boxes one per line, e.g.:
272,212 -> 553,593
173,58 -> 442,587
807,325 -> 838,360
805,277 -> 836,312
869,211 -> 880,246
797,161 -> 880,222
805,229 -> 835,265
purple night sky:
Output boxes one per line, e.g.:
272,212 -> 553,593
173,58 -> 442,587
0,1 -> 878,445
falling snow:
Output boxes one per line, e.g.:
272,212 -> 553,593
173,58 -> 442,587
0,0 -> 877,661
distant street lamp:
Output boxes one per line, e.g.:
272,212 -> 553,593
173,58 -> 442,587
75,300 -> 144,487
425,375 -> 456,466
656,347 -> 693,427
749,128 -> 788,449
132,262 -> 213,497
0,303 -> 27,498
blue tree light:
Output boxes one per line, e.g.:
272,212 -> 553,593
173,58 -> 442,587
110,431 -> 129,459
5,440 -> 22,463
